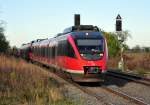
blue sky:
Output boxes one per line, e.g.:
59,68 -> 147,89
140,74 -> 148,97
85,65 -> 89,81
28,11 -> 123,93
0,0 -> 150,48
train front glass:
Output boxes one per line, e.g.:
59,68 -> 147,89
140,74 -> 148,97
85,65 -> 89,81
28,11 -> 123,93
76,39 -> 104,60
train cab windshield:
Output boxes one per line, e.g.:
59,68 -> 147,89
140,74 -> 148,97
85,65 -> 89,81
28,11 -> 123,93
76,39 -> 104,60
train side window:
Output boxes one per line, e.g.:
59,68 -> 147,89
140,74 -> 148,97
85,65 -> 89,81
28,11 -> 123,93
42,47 -> 44,57
57,41 -> 62,56
41,47 -> 43,57
37,47 -> 39,56
46,47 -> 48,57
40,47 -> 41,56
37,48 -> 39,56
43,47 -> 45,57
45,47 -> 47,57
43,47 -> 44,57
63,40 -> 67,55
49,46 -> 52,59
52,46 -> 55,58
36,47 -> 37,56
33,47 -> 35,55
48,47 -> 50,59
43,47 -> 46,57
34,47 -> 36,55
67,41 -> 76,58
47,46 -> 50,58
36,47 -> 38,56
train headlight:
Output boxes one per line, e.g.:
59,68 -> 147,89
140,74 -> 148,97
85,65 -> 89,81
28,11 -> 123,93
80,54 -> 84,56
100,53 -> 103,56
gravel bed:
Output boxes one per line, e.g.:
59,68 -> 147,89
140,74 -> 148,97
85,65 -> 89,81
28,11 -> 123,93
105,75 -> 150,104
84,86 -> 137,105
41,69 -> 107,105
115,82 -> 150,104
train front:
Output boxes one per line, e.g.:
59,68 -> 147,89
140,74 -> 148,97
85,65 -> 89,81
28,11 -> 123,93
66,31 -> 108,82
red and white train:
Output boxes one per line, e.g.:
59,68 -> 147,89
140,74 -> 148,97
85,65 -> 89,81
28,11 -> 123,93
20,25 -> 108,82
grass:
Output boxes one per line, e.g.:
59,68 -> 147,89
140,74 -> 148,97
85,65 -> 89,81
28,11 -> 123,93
0,54 -> 77,105
107,52 -> 150,76
136,68 -> 147,76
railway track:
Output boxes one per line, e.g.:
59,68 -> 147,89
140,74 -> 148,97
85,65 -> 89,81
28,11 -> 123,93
40,65 -> 149,105
51,68 -> 112,105
56,71 -> 148,105
106,70 -> 150,86
72,82 -> 149,105
101,86 -> 149,105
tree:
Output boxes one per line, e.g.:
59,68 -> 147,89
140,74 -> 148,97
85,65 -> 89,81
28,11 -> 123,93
117,30 -> 131,43
102,31 -> 120,57
0,24 -> 9,53
101,30 -> 130,57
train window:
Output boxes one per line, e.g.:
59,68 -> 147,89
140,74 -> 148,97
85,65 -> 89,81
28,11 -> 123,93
47,47 -> 49,58
48,47 -> 51,59
49,47 -> 52,59
57,41 -> 62,56
43,47 -> 45,57
41,47 -> 43,56
33,47 -> 35,54
46,47 -> 48,57
36,47 -> 38,56
76,39 -> 104,60
67,41 -> 76,58
37,48 -> 39,56
40,47 -> 42,56
29,47 -> 31,52
42,47 -> 44,57
38,48 -> 39,56
43,47 -> 46,57
52,46 -> 55,58
37,47 -> 39,56
45,47 -> 47,57
41,47 -> 42,56
34,47 -> 35,55
62,40 -> 67,56
57,40 -> 67,56
39,48 -> 41,56
36,47 -> 37,56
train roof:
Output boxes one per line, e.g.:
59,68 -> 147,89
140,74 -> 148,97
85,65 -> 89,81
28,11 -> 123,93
21,25 -> 102,48
20,43 -> 31,49
63,25 -> 99,34
55,25 -> 100,37
71,31 -> 104,39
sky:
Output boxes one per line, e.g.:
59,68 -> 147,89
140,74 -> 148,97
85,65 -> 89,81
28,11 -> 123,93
0,0 -> 150,48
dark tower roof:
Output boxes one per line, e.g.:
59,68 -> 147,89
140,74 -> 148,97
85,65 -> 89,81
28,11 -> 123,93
116,14 -> 122,19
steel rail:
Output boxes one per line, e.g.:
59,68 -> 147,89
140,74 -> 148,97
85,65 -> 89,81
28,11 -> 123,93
107,70 -> 150,86
101,86 -> 149,105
